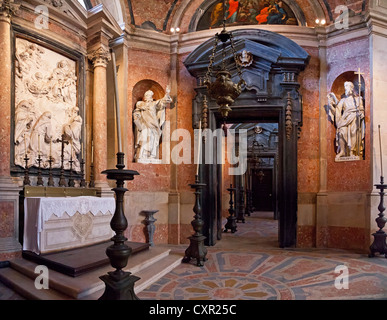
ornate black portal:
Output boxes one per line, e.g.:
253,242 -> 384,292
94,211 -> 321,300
184,28 -> 310,248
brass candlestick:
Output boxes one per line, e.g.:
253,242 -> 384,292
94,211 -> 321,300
80,158 -> 86,188
58,134 -> 68,187
47,156 -> 54,187
68,157 -> 75,187
89,162 -> 95,188
36,153 -> 43,186
23,155 -> 30,186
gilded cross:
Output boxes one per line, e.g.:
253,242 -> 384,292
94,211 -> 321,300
354,68 -> 364,98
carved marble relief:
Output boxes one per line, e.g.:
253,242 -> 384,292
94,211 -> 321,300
14,38 -> 82,171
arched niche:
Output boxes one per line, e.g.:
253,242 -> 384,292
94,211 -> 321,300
330,71 -> 365,100
131,80 -> 166,162
329,71 -> 366,159
188,0 -> 307,32
132,80 -> 165,106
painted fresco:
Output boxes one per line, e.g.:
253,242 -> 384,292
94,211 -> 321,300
197,0 -> 297,30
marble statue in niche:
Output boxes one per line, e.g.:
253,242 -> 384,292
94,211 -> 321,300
14,38 -> 82,171
133,87 -> 172,163
327,81 -> 365,161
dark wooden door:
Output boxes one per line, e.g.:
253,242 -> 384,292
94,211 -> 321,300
252,169 -> 273,211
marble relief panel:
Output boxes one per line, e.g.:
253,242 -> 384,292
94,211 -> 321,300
14,37 -> 82,172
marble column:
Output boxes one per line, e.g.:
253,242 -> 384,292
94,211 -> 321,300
88,47 -> 111,192
0,0 -> 22,258
0,0 -> 18,177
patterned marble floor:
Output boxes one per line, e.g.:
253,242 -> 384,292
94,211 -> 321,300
1,211 -> 387,300
138,211 -> 387,300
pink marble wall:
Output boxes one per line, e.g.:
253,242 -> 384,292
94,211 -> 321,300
298,47 -> 321,194
0,202 -> 14,238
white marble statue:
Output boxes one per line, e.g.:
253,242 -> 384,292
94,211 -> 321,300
133,87 -> 172,162
327,81 -> 365,160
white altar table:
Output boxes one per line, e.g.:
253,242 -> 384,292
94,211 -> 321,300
23,196 -> 115,254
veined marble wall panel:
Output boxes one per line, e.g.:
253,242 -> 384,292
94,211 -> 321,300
14,37 -> 82,172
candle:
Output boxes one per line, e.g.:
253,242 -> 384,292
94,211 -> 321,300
111,49 -> 122,153
81,142 -> 84,159
50,139 -> 52,158
379,125 -> 383,178
24,134 -> 27,157
196,120 -> 202,175
70,141 -> 73,160
38,134 -> 40,155
91,141 -> 94,163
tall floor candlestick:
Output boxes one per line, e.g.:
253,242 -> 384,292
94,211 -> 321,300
98,49 -> 140,300
369,125 -> 387,258
196,120 -> 202,175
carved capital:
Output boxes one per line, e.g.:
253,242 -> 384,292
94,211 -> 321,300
88,47 -> 111,68
0,0 -> 20,22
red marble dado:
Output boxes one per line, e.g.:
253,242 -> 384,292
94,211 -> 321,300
0,202 -> 14,238
125,223 -> 169,245
168,224 -> 180,244
297,225 -> 316,248
0,251 -> 21,262
316,226 -> 368,252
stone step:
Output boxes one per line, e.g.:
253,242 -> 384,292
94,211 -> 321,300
22,241 -> 149,277
0,267 -> 72,300
0,246 -> 183,300
82,252 -> 183,299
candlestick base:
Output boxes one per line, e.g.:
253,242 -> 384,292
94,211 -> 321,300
182,175 -> 207,267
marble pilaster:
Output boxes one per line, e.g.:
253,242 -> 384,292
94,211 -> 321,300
0,0 -> 22,257
88,46 -> 111,193
0,0 -> 19,177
